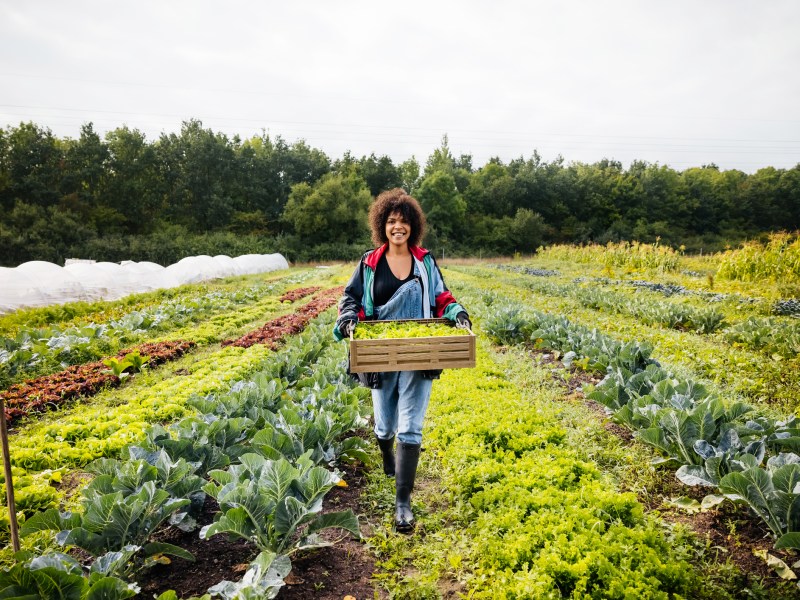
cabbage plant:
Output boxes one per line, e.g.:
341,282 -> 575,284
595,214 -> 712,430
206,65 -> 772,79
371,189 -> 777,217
200,452 -> 360,556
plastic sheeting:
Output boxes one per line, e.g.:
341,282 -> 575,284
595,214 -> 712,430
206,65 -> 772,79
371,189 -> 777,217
0,253 -> 289,314
0,267 -> 48,313
233,253 -> 288,275
16,261 -> 87,307
63,263 -> 118,302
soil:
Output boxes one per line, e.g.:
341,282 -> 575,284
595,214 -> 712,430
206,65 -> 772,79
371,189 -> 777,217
135,495 -> 258,598
135,461 -> 384,600
536,346 -> 800,590
280,462 -> 386,600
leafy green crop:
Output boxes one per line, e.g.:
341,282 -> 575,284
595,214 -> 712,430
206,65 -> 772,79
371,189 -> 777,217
103,350 -> 150,377
414,344 -> 705,598
21,481 -> 194,578
201,452 -> 360,555
724,316 -> 800,358
353,320 -> 466,339
206,551 -> 291,600
719,453 -> 800,549
0,552 -> 138,599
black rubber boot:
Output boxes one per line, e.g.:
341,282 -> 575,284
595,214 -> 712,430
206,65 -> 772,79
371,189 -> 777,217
376,435 -> 395,477
394,441 -> 421,533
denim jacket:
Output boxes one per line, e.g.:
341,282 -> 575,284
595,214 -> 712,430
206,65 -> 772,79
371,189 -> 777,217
334,244 -> 468,388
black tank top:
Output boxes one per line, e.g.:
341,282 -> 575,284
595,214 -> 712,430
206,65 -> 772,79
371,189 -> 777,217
373,254 -> 415,307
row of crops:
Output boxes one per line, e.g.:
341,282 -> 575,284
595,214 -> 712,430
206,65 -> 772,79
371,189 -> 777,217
476,296 -> 800,550
6,317 -> 369,597
0,267 -> 376,598
453,264 -> 800,410
0,277 -> 322,389
423,252 -> 800,595
2,246 -> 799,598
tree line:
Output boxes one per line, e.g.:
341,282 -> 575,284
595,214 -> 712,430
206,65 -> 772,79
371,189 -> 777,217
1,119 -> 798,266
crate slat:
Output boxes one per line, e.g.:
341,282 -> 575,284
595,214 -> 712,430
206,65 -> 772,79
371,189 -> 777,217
349,318 -> 476,373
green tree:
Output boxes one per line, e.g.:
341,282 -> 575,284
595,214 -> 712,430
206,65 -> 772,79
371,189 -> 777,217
399,157 -> 421,193
156,119 -> 238,232
509,208 -> 545,252
60,123 -> 108,203
2,122 -> 63,210
358,153 -> 401,196
282,172 -> 370,244
464,160 -> 518,217
779,165 -> 800,230
416,170 -> 466,241
424,134 -> 456,177
0,127 -> 14,217
745,167 -> 789,230
103,126 -> 163,234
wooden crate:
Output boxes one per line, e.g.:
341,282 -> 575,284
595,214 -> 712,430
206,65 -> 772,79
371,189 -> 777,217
349,318 -> 476,373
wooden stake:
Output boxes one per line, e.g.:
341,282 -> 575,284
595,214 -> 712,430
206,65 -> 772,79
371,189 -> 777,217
0,399 -> 20,552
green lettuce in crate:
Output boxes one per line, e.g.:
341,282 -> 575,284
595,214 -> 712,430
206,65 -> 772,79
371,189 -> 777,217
353,321 -> 467,340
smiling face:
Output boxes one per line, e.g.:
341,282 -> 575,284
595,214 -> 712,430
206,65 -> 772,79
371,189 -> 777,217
385,211 -> 411,249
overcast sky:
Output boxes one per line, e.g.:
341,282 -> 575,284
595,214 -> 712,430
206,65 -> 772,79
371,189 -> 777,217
1,1 -> 798,173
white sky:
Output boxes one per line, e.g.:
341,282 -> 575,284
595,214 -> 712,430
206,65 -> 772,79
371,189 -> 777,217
1,0 -> 799,173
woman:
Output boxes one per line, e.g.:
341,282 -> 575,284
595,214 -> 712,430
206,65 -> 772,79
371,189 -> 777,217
333,188 -> 471,533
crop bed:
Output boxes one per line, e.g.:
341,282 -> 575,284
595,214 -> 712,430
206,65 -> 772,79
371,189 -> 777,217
2,253 -> 800,599
277,286 -> 321,302
1,340 -> 196,426
222,287 -> 343,349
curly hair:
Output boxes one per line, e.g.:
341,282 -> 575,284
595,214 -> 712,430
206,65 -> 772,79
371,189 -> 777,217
368,188 -> 427,247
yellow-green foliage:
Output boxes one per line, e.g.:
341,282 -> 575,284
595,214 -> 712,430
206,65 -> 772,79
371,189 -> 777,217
8,344 -> 271,472
716,232 -> 800,283
538,240 -> 683,272
421,346 -> 700,598
447,268 -> 800,411
0,343 -> 272,536
353,321 -> 467,340
157,297 -> 281,344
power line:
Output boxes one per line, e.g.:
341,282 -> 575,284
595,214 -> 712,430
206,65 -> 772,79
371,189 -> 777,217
1,103 -> 799,146
3,71 -> 800,125
1,116 -> 799,159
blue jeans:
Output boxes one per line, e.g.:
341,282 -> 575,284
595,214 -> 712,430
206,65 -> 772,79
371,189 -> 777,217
372,279 -> 433,445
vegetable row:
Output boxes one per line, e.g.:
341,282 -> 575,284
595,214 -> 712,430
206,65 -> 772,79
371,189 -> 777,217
478,295 -> 800,551
409,343 -> 713,598
0,276 -> 303,390
1,284 -> 345,531
490,265 -> 800,357
1,340 -> 195,426
222,286 -> 342,349
0,272 -> 328,387
6,313 -> 369,599
450,267 -> 799,407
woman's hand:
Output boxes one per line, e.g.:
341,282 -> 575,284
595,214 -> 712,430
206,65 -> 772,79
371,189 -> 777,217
341,320 -> 357,336
455,312 -> 472,330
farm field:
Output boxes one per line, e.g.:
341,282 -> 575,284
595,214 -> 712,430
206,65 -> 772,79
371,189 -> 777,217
1,246 -> 800,599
